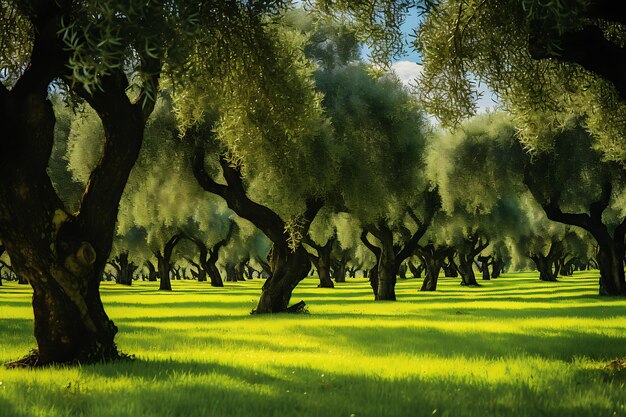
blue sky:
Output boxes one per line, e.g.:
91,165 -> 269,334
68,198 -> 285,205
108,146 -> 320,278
385,9 -> 499,115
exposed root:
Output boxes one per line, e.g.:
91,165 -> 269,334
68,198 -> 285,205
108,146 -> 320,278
284,300 -> 308,313
4,346 -> 134,369
4,349 -> 40,368
606,357 -> 626,372
251,300 -> 308,314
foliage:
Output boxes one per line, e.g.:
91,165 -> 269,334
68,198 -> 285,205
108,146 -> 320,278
415,0 -> 626,162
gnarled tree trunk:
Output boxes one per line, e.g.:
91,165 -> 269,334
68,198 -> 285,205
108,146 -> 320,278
0,4 -> 156,365
407,260 -> 423,278
596,240 -> 626,295
530,255 -> 558,282
155,234 -> 183,291
255,244 -> 311,313
417,244 -> 450,292
145,260 -> 158,282
442,253 -> 459,278
308,239 -> 334,288
193,152 -> 322,312
332,253 -> 348,283
492,258 -> 504,278
108,252 -> 137,286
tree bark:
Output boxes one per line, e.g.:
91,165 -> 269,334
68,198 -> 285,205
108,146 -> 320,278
407,260 -> 423,278
225,262 -> 237,282
457,257 -> 479,286
255,244 -> 312,313
306,237 -> 335,288
145,260 -> 158,282
155,234 -> 183,291
442,253 -> 459,278
360,199 -> 436,300
186,257 -> 207,282
332,255 -> 348,283
0,245 -> 4,286
235,259 -> 247,281
398,263 -> 407,279
108,252 -> 137,286
477,255 -> 492,281
417,244 -> 450,292
596,240 -> 626,295
187,226 -> 233,287
491,258 -> 504,278
530,255 -> 558,282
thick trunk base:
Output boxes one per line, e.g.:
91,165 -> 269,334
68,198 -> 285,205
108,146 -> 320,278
6,268 -> 121,367
597,246 -> 626,296
458,261 -> 479,286
252,246 -> 310,314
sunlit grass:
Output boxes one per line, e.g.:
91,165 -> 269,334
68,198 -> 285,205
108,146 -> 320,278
1,272 -> 625,417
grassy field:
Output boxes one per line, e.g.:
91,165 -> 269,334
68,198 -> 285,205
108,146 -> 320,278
0,272 -> 625,417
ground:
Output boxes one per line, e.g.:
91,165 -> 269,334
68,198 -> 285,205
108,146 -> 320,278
0,272 -> 625,417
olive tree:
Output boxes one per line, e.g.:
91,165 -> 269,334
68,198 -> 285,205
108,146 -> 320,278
0,0 -> 300,365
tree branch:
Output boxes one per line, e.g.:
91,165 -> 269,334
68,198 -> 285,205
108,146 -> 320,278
76,69 -> 147,262
532,25 -> 626,102
12,4 -> 68,96
360,230 -> 381,258
193,151 -> 288,247
192,149 -> 229,196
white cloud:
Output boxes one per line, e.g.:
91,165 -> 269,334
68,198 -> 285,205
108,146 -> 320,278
390,61 -> 423,87
391,60 -> 499,117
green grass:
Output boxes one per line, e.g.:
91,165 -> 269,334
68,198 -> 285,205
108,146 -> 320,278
1,272 -> 625,417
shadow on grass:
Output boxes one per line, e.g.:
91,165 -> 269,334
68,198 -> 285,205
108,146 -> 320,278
18,357 -> 617,417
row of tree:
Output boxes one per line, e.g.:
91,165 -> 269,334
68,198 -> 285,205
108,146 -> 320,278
1,1 -> 625,367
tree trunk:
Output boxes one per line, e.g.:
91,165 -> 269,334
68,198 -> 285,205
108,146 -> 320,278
596,241 -> 626,295
155,234 -> 183,291
398,263 -> 407,279
109,252 -> 137,286
482,265 -> 491,280
189,236 -> 228,287
332,257 -> 348,283
196,267 -> 207,282
316,258 -> 334,287
477,256 -> 491,281
457,257 -> 479,286
235,260 -> 246,281
417,245 -> 449,292
3,229 -> 119,366
254,244 -> 311,313
492,258 -> 504,278
157,253 -> 173,290
308,239 -> 334,288
420,259 -> 441,291
368,266 -> 379,296
442,254 -> 459,278
225,263 -> 237,282
206,262 -> 224,287
377,243 -> 397,301
407,260 -> 423,278
187,258 -> 207,282
365,223 -> 398,301
145,261 -> 158,282
193,153 -> 321,312
531,256 -> 557,282
245,264 -> 256,280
